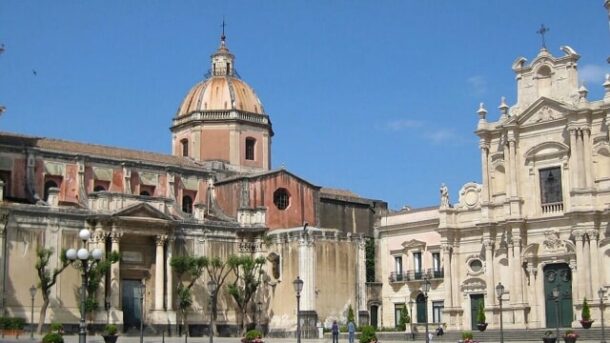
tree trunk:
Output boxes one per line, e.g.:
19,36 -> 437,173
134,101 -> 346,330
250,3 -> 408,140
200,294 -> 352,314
36,297 -> 49,334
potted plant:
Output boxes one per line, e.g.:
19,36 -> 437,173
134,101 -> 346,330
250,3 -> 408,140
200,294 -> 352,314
562,330 -> 578,343
42,332 -> 64,343
462,330 -> 476,343
542,330 -> 557,343
50,322 -> 64,335
579,298 -> 594,329
241,329 -> 264,343
476,303 -> 487,331
102,324 -> 119,343
359,325 -> 378,343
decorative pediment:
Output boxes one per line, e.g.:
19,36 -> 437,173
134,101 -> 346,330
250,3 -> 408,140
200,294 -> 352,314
460,277 -> 486,294
455,182 -> 482,209
401,239 -> 426,250
524,141 -> 569,163
112,202 -> 172,221
509,97 -> 572,126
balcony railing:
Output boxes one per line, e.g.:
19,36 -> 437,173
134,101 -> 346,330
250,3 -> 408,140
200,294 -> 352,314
389,268 -> 444,283
542,201 -> 563,214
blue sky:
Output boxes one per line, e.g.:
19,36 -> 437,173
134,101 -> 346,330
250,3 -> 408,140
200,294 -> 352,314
1,1 -> 609,210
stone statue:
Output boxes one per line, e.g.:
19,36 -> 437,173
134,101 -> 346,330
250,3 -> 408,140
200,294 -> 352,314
440,183 -> 449,208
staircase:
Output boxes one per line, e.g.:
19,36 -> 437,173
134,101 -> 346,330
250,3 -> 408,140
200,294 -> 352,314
375,328 -> 608,341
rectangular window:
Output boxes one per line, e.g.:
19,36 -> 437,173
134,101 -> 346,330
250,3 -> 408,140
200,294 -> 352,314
394,256 -> 403,274
432,301 -> 444,323
245,138 -> 256,161
539,167 -> 562,204
394,303 -> 406,328
413,252 -> 422,272
432,252 -> 440,271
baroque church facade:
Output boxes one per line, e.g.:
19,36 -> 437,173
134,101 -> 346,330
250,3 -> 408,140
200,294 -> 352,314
375,44 -> 610,330
0,35 -> 386,336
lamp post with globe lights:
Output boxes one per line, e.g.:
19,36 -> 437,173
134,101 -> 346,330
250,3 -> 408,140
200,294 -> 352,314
293,276 -> 304,343
422,275 -> 431,343
29,285 -> 36,339
65,228 -> 103,343
600,287 -> 607,343
495,283 -> 505,343
207,280 -> 217,343
552,287 -> 560,341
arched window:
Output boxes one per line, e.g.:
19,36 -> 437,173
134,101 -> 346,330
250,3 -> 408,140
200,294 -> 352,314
245,138 -> 256,161
182,195 -> 193,214
44,180 -> 58,201
273,188 -> 290,210
181,139 -> 189,157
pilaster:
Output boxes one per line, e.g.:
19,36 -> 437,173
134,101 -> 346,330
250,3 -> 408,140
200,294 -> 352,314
586,229 -> 600,299
155,234 -> 168,311
110,229 -> 123,309
483,239 -> 495,306
573,230 -> 586,302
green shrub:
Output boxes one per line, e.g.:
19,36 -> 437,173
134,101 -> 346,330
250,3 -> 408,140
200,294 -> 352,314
340,325 -> 348,333
359,325 -> 377,343
581,298 -> 591,321
476,302 -> 486,324
347,304 -> 355,323
50,322 -> 63,333
462,331 -> 474,340
244,329 -> 263,340
1,317 -> 26,329
42,332 -> 64,343
104,324 -> 118,336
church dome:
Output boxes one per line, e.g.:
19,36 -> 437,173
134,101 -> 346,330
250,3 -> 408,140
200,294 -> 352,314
175,37 -> 265,118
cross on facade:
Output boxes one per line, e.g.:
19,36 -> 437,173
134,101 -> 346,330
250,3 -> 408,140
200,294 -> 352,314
537,24 -> 549,49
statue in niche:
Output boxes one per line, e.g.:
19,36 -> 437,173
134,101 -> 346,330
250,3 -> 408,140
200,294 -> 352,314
267,252 -> 281,279
440,183 -> 450,208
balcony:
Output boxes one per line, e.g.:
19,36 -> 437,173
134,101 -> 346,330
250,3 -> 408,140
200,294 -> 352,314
389,269 -> 444,283
542,201 -> 563,214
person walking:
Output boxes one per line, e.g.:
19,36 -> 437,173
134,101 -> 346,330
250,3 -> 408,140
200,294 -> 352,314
331,320 -> 339,343
347,320 -> 356,343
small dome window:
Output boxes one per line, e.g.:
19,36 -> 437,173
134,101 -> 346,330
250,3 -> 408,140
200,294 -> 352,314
469,259 -> 483,273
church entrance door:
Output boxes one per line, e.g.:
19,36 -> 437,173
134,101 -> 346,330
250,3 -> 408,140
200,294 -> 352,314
370,305 -> 378,328
416,293 -> 427,323
544,263 -> 573,328
122,280 -> 142,331
470,294 -> 484,330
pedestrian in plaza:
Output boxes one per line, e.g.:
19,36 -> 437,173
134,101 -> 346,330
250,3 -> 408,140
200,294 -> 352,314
331,320 -> 339,343
347,320 -> 356,343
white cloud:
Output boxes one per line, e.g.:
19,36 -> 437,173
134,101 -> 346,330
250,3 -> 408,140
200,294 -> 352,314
579,64 -> 610,85
423,128 -> 459,144
385,119 -> 423,131
467,75 -> 487,96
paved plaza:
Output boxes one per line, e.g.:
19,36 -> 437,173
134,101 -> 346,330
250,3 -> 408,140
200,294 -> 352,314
0,335 -> 605,343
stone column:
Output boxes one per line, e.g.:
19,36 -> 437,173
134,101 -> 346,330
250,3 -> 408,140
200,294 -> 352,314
110,229 -> 122,308
483,240 -> 495,306
512,236 -> 523,303
480,141 -> 490,202
569,128 -> 579,189
586,229 -> 601,299
507,240 -> 515,305
583,129 -> 593,188
356,238 -> 367,325
93,224 -> 107,316
508,139 -> 518,197
0,212 -> 8,310
298,233 -> 315,311
577,130 -> 586,187
166,236 -> 175,310
155,235 -> 167,311
573,230 -> 585,302
582,231 -> 592,300
442,244 -> 454,308
503,142 -> 512,198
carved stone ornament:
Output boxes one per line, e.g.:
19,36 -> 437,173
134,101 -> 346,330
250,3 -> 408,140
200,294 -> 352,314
456,182 -> 482,209
535,106 -> 558,122
542,230 -> 566,252
460,277 -> 486,294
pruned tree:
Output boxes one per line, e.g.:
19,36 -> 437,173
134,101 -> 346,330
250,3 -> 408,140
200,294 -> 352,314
170,255 -> 206,337
35,247 -> 73,334
83,251 -> 120,320
202,255 -> 235,336
227,255 -> 266,335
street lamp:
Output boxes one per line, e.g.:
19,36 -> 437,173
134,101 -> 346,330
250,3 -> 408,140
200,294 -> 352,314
139,282 -> 144,343
422,275 -> 431,343
293,276 -> 304,343
552,287 -> 560,340
256,300 -> 263,332
408,299 -> 415,340
599,287 -> 607,343
65,228 -> 103,343
207,279 -> 217,343
495,283 -> 505,343
29,285 -> 36,339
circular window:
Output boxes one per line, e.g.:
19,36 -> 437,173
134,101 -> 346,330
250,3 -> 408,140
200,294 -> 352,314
469,259 -> 483,272
273,188 -> 290,210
